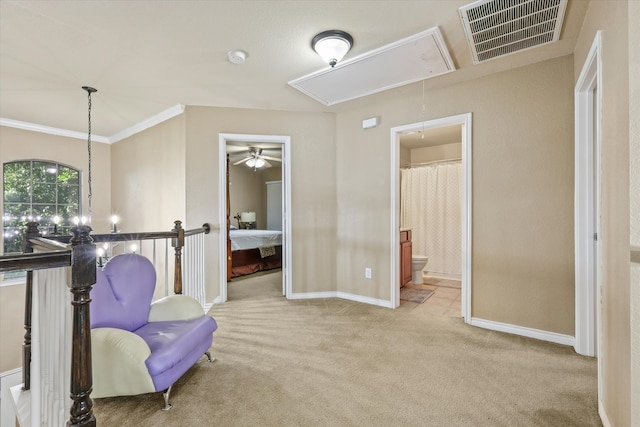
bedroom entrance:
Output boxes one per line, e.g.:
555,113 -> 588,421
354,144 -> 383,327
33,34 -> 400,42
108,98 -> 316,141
218,133 -> 292,302
390,113 -> 472,321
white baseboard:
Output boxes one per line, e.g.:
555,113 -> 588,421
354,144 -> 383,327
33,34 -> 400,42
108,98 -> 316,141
424,272 -> 461,281
1,369 -> 22,427
288,291 -> 394,308
470,317 -> 575,347
336,292 -> 394,308
598,399 -> 612,427
288,291 -> 337,300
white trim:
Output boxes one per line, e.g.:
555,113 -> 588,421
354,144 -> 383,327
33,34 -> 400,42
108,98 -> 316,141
0,103 -> 185,144
574,31 -> 602,359
1,369 -> 22,427
0,278 -> 26,288
287,291 -> 394,308
390,113 -> 472,321
0,118 -> 109,144
598,400 -> 612,427
470,317 -> 575,347
218,133 -> 292,302
108,104 -> 185,143
9,385 -> 30,427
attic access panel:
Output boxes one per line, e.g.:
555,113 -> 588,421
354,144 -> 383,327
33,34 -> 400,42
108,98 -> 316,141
459,0 -> 568,64
288,27 -> 455,106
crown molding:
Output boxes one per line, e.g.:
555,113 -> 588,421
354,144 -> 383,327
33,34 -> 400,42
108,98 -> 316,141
0,117 -> 110,144
108,104 -> 185,143
0,103 -> 186,144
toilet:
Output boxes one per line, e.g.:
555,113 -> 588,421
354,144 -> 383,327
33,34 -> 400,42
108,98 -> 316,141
411,255 -> 429,284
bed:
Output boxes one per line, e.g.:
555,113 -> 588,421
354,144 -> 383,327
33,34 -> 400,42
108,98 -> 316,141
229,228 -> 282,278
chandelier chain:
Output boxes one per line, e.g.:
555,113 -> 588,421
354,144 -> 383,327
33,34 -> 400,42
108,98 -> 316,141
87,91 -> 92,219
82,86 -> 97,221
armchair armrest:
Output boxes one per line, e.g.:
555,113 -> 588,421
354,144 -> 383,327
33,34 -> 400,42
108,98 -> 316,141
148,294 -> 206,322
91,327 -> 155,398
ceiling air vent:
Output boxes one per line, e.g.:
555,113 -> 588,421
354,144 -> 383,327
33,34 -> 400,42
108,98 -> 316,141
459,0 -> 568,64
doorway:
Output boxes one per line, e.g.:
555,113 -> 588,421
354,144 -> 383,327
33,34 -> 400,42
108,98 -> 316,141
390,113 -> 472,321
218,133 -> 292,302
574,31 -> 601,361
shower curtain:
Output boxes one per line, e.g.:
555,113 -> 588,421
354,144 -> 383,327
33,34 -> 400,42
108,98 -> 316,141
401,162 -> 462,278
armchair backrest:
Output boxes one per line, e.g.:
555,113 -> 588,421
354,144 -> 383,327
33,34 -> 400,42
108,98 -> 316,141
90,253 -> 157,331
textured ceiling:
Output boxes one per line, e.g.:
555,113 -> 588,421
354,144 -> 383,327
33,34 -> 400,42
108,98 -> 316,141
0,0 -> 588,139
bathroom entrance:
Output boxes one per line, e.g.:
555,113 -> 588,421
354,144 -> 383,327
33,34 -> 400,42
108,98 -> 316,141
390,113 -> 472,321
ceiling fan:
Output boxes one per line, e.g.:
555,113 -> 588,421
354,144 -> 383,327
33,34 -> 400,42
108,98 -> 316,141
232,147 -> 281,169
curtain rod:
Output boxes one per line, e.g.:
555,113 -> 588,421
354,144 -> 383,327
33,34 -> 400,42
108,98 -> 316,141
401,157 -> 461,168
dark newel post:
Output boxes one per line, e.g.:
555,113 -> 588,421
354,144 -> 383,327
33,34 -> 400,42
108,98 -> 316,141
22,222 -> 41,390
172,220 -> 184,295
68,225 -> 96,427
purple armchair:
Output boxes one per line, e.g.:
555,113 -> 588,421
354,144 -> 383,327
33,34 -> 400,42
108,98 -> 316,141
90,253 -> 217,410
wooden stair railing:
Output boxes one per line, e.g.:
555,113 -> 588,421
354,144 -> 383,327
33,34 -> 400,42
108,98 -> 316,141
0,220 -> 211,427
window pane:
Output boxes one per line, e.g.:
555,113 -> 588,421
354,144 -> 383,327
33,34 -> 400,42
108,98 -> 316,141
32,161 -> 58,183
32,204 -> 56,224
32,183 -> 56,204
3,227 -> 24,254
3,162 -> 30,182
57,166 -> 79,185
3,160 -> 80,256
58,185 -> 79,203
4,204 -> 30,226
4,161 -> 31,203
59,205 -> 79,222
3,180 -> 30,203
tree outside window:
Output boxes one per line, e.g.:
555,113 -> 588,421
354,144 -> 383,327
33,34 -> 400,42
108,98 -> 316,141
3,160 -> 81,254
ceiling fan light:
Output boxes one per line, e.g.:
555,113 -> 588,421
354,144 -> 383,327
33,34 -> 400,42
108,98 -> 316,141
312,30 -> 353,67
245,157 -> 266,168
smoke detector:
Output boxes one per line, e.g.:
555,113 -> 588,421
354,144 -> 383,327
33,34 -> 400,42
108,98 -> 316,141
227,50 -> 247,64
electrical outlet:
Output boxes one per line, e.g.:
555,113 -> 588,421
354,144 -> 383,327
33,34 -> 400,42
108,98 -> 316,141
365,268 -> 372,279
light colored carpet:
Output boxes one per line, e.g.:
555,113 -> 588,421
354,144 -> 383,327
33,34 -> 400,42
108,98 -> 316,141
400,287 -> 434,303
93,271 -> 600,426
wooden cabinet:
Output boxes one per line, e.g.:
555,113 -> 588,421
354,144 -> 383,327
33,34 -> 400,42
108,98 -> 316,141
400,229 -> 412,287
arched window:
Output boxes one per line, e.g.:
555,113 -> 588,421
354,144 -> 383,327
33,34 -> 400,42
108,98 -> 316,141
3,160 -> 81,254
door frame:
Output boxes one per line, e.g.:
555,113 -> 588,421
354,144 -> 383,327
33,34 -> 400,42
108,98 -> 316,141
574,31 -> 602,360
218,133 -> 292,301
389,113 -> 472,320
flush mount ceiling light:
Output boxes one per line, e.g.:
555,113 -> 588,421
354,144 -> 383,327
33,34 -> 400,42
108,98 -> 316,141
312,30 -> 353,67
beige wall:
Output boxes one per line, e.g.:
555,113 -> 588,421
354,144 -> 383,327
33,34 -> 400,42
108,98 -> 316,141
630,1 -> 640,424
0,126 -> 111,372
228,164 -> 278,229
184,106 -> 337,298
411,142 -> 462,164
110,115 -> 186,233
0,284 -> 26,372
573,1 -> 632,425
336,55 -> 575,332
